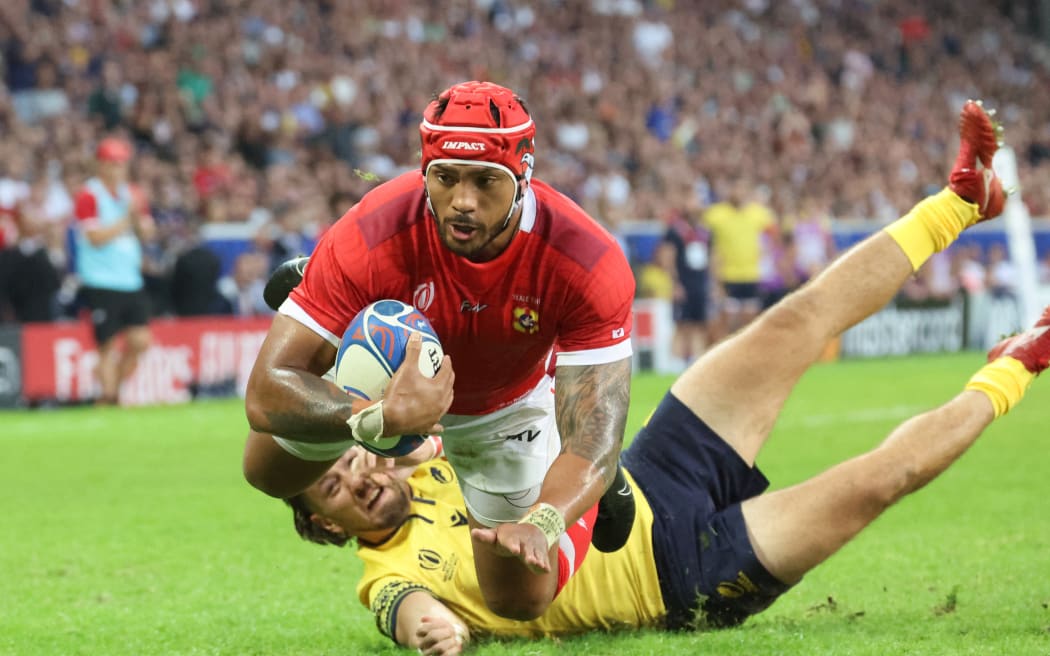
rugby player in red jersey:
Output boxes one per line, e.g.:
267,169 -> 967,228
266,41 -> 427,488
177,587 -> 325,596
244,81 -> 635,620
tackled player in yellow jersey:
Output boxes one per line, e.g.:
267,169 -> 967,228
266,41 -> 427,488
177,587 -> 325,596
287,443 -> 664,646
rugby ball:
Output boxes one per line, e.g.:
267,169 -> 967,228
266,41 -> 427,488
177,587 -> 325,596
335,300 -> 444,457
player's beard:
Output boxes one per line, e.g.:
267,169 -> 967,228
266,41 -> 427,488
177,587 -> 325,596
438,213 -> 498,260
368,475 -> 412,530
438,208 -> 518,262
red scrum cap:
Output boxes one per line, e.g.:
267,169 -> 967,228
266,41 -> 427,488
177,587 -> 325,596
420,81 -> 536,184
96,137 -> 132,163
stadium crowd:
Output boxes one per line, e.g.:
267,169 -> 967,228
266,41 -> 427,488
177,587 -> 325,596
0,0 -> 1048,325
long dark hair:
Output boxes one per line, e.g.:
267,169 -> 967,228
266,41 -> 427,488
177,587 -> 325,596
284,494 -> 350,547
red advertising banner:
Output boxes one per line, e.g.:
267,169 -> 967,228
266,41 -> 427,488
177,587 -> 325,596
21,316 -> 272,405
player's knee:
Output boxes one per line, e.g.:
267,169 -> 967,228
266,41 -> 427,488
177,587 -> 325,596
126,329 -> 151,355
758,288 -> 816,336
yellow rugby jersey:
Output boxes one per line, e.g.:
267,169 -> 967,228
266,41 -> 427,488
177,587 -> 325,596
355,459 -> 665,639
703,201 -> 775,283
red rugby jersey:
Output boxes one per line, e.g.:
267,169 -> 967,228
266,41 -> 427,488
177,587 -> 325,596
284,171 -> 634,415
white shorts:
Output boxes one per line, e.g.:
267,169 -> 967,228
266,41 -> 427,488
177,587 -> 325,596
440,375 -> 561,527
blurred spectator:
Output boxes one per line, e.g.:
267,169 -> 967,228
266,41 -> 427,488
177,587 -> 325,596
986,242 -> 1018,299
192,139 -> 234,205
1,165 -> 75,322
900,251 -> 957,305
235,102 -> 273,170
87,60 -> 128,131
703,179 -> 777,336
637,240 -> 675,301
662,204 -> 712,364
171,232 -> 225,317
217,251 -> 272,317
924,250 -> 959,302
955,243 -> 988,295
11,56 -> 69,124
73,137 -> 155,405
760,231 -> 805,309
790,199 -> 837,281
258,202 -> 311,271
0,145 -> 33,249
0,196 -> 63,322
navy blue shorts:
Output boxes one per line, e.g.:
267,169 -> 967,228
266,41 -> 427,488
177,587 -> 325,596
674,273 -> 709,323
622,393 -> 791,630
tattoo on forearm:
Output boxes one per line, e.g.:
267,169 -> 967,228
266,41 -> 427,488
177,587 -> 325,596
260,367 -> 354,442
555,358 -> 632,482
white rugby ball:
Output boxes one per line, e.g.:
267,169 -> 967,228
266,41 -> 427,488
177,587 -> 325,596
335,300 -> 443,456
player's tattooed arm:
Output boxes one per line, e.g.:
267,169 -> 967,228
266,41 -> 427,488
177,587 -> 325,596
245,314 -> 357,443
546,357 -> 632,518
556,359 -> 631,473
255,366 -> 365,441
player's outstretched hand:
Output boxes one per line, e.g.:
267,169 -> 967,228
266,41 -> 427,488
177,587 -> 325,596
383,334 -> 455,436
471,523 -> 552,575
415,616 -> 468,656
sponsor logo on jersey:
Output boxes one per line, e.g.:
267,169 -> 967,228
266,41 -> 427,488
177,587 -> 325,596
430,465 -> 451,484
441,140 -> 486,152
413,281 -> 435,311
512,294 -> 541,305
418,548 -> 460,581
460,300 -> 488,313
418,549 -> 442,571
715,571 -> 760,599
449,510 -> 469,527
512,306 -> 539,334
612,327 -> 625,339
504,428 -> 540,442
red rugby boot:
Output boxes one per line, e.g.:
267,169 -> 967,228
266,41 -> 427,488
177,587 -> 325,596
948,100 -> 1006,222
986,306 -> 1050,374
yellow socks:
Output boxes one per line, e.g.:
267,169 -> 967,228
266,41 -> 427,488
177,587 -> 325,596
884,188 -> 981,270
965,357 -> 1035,418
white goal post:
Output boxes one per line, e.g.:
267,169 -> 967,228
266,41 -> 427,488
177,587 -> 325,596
994,145 -> 1043,327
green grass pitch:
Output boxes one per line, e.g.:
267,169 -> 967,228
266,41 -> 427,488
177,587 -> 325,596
3,352 -> 1049,655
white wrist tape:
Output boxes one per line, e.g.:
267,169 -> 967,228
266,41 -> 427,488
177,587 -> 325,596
346,401 -> 385,443
518,503 -> 566,549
